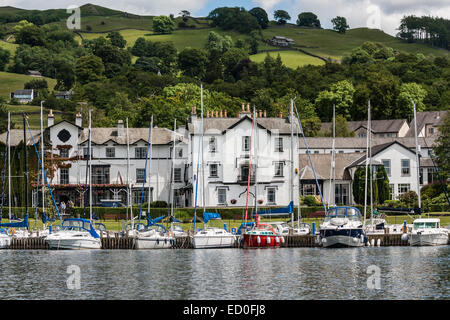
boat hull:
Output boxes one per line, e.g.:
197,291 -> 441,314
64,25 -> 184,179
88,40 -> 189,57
409,232 -> 448,246
320,228 -> 365,248
242,234 -> 282,248
45,238 -> 101,250
192,235 -> 235,249
135,236 -> 174,249
0,235 -> 11,249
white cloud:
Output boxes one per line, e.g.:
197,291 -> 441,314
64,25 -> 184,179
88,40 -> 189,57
251,0 -> 284,12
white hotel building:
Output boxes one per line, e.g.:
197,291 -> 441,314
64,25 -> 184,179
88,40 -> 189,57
0,108 -> 445,208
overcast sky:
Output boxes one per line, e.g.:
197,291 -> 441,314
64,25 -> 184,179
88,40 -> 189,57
1,0 -> 449,36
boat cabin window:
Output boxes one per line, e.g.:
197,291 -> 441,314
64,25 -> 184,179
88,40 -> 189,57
325,207 -> 361,221
414,222 -> 437,229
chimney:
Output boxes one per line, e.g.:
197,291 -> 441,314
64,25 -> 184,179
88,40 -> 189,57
246,103 -> 250,113
259,110 -> 262,118
117,120 -> 124,137
191,105 -> 197,121
215,111 -> 218,118
263,110 -> 267,117
242,103 -> 245,112
206,110 -> 209,118
224,110 -> 227,117
237,112 -> 240,118
220,109 -> 223,117
48,109 -> 54,127
75,112 -> 82,127
279,111 -> 283,118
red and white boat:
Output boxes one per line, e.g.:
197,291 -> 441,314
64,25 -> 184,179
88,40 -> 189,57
242,216 -> 283,248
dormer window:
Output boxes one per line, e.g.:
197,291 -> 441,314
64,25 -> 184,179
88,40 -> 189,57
60,149 -> 69,158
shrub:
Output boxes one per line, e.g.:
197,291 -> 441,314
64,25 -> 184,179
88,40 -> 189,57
398,191 -> 418,208
302,195 -> 320,206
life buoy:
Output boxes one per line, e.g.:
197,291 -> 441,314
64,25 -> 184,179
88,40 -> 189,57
281,236 -> 285,244
256,236 -> 261,244
267,236 -> 271,244
7,228 -> 14,236
275,236 -> 279,243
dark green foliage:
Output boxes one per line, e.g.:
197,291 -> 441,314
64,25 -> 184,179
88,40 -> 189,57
153,15 -> 175,34
178,48 -> 208,79
433,112 -> 450,181
398,15 -> 449,49
249,7 -> 269,29
208,7 -> 260,34
274,10 -> 290,25
296,12 -> 321,28
0,47 -> 10,71
24,78 -> 47,89
107,31 -> 126,48
331,16 -> 349,34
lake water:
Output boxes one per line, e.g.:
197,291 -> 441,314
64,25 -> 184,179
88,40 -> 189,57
0,246 -> 448,300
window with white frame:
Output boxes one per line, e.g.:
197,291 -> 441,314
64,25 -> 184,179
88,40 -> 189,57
242,136 -> 250,151
274,162 -> 284,177
60,148 -> 69,158
389,184 -> 395,200
209,137 -> 217,153
401,159 -> 410,176
218,188 -> 227,204
382,159 -> 391,176
267,187 -> 276,204
83,147 -> 93,157
136,168 -> 145,183
398,183 -> 410,195
209,163 -> 218,177
275,137 -> 283,152
60,168 -> 69,184
135,147 -> 147,159
174,168 -> 182,182
106,147 -> 115,158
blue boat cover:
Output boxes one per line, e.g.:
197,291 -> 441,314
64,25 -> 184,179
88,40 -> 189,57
92,212 -> 99,220
169,216 -> 180,223
203,212 -> 221,224
147,215 -> 166,226
0,214 -> 29,228
41,212 -> 55,224
254,201 -> 294,216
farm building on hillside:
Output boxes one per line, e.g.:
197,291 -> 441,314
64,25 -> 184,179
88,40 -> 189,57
269,36 -> 295,47
10,89 -> 37,104
55,91 -> 74,100
26,70 -> 42,77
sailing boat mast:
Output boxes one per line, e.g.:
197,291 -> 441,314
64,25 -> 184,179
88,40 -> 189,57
7,112 -> 11,221
88,109 -> 92,222
328,104 -> 336,208
40,101 -> 45,222
363,100 -> 371,227
412,101 -> 422,218
170,118 -> 176,231
290,99 -> 294,228
244,106 -> 256,226
369,103 -> 373,227
126,118 -> 133,228
23,113 -> 29,229
253,107 -> 258,222
147,115 -> 153,220
193,85 -> 204,232
200,85 -> 206,216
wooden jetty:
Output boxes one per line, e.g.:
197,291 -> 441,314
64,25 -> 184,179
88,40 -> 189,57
6,233 -> 446,249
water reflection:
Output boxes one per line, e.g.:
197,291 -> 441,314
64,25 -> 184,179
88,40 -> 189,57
0,247 -> 448,299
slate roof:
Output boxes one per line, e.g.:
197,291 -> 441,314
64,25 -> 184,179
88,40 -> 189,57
321,119 -> 408,134
299,153 -> 362,180
404,110 -> 448,137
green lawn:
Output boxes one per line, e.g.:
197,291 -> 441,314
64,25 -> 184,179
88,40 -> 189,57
250,50 -> 325,68
0,71 -> 57,100
4,104 -> 64,129
261,27 -> 450,61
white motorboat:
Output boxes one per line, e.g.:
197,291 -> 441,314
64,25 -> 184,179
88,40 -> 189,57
192,227 -> 236,249
269,221 -> 310,236
319,206 -> 366,248
134,225 -> 175,249
0,230 -> 11,248
409,218 -> 449,246
44,218 -> 101,250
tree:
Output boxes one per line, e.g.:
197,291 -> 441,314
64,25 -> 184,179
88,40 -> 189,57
0,98 -> 9,133
433,111 -> 450,181
179,10 -> 191,22
0,47 -> 10,71
75,54 -> 105,85
377,165 -> 391,204
131,37 -> 147,57
331,16 -> 349,34
249,7 -> 269,29
296,12 -> 321,28
14,23 -> 45,46
107,31 -> 126,48
205,31 -> 233,54
221,47 -> 249,80
396,82 -> 427,117
24,78 -> 48,89
208,7 -> 260,34
353,166 -> 377,205
153,15 -> 175,34
274,10 -> 290,25
178,47 -> 208,79
134,56 -> 161,73
315,80 -> 355,121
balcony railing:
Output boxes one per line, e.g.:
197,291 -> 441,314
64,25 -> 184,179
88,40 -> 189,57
237,175 -> 255,184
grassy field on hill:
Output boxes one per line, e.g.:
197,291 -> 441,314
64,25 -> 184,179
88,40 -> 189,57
5,104 -> 64,129
0,71 -> 58,99
261,27 -> 449,60
250,50 -> 325,68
